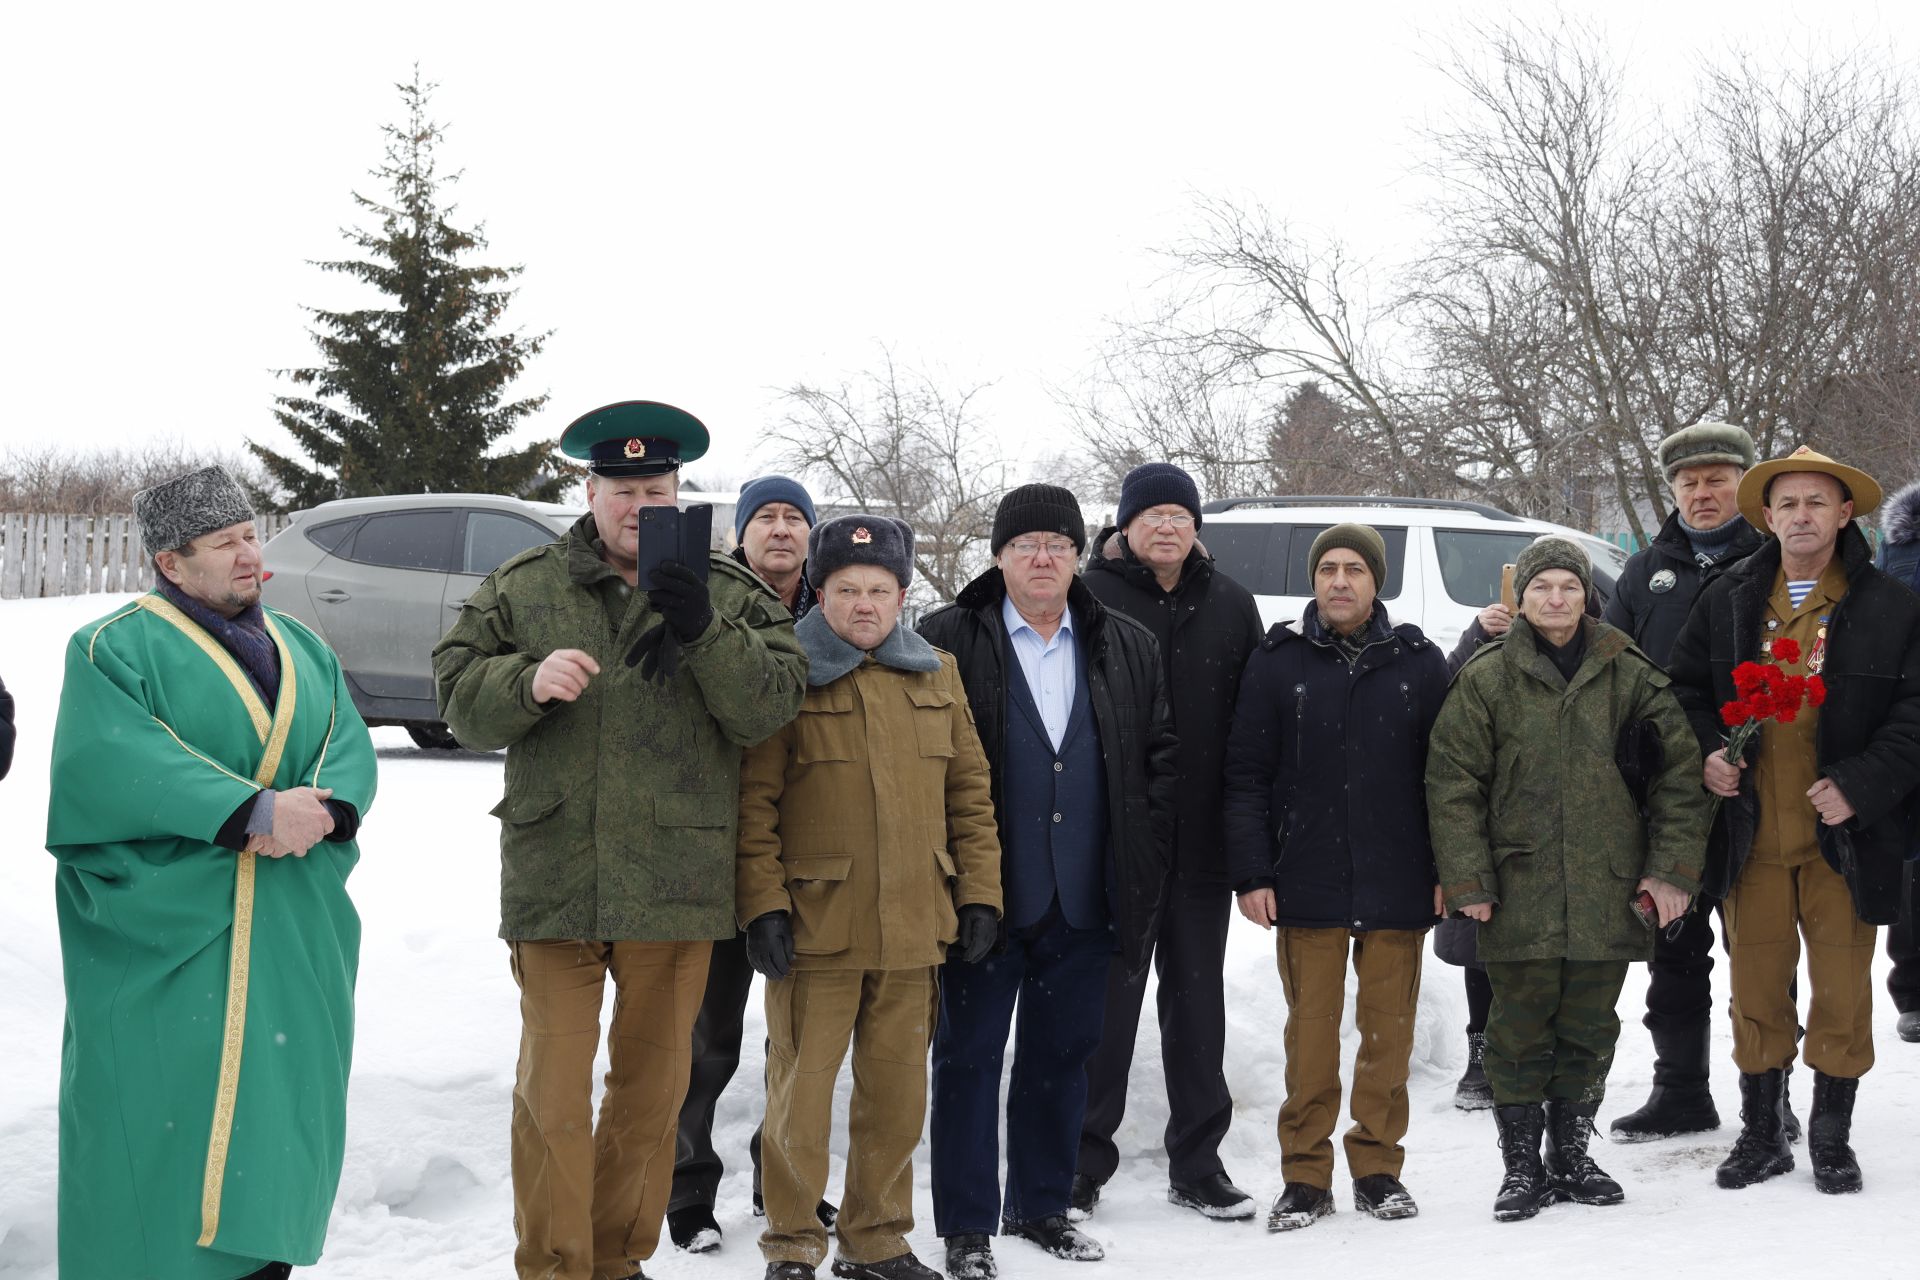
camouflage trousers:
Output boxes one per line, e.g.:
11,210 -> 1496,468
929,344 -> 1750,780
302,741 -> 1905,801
1482,959 -> 1630,1106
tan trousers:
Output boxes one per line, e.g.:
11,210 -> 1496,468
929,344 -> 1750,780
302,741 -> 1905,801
1723,854 -> 1877,1078
1274,927 -> 1423,1187
508,939 -> 712,1280
762,966 -> 935,1267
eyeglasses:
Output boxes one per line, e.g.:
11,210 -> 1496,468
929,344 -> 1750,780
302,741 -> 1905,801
1009,538 -> 1078,559
1136,512 -> 1195,529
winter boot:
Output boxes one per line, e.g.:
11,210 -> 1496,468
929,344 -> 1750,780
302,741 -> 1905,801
1067,1172 -> 1101,1221
1168,1171 -> 1256,1220
1543,1099 -> 1625,1205
1807,1072 -> 1862,1194
1715,1069 -> 1794,1189
667,1204 -> 722,1253
1609,1021 -> 1719,1141
1492,1103 -> 1557,1222
944,1234 -> 996,1280
1265,1182 -> 1335,1231
1352,1173 -> 1419,1220
1454,1031 -> 1494,1111
1781,1063 -> 1802,1143
831,1253 -> 942,1280
1897,1010 -> 1920,1043
766,1266 -> 815,1280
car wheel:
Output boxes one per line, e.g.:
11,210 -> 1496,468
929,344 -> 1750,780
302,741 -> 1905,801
406,722 -> 462,751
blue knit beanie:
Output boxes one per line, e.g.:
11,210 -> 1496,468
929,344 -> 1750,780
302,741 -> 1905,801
735,475 -> 818,539
1116,462 -> 1203,531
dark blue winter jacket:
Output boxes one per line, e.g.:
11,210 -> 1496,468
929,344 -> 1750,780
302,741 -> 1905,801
1223,602 -> 1450,931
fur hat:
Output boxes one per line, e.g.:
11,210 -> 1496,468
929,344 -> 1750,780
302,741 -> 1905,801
1883,480 -> 1920,549
1513,536 -> 1593,599
1738,444 -> 1883,528
1659,421 -> 1756,481
807,514 -> 914,589
1307,522 -> 1388,591
133,466 -> 255,555
1116,462 -> 1203,531
734,475 -> 817,539
991,483 -> 1086,557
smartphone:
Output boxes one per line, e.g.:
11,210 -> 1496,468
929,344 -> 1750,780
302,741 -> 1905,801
1500,563 -> 1517,612
634,503 -> 714,585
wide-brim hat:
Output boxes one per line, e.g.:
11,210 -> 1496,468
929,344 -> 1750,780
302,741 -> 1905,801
1737,445 -> 1882,528
560,400 -> 711,477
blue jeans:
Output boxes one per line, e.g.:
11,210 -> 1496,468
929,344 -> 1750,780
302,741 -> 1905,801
930,909 -> 1112,1235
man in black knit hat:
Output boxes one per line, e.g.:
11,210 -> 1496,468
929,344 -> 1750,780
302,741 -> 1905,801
920,484 -> 1177,1280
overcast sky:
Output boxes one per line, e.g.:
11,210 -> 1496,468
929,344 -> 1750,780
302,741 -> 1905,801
3,1 -> 1911,488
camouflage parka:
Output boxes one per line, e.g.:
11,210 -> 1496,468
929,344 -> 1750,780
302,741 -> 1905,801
1425,616 -> 1710,962
434,514 -> 808,942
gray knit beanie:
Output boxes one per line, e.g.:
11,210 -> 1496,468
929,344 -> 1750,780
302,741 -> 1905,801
133,466 -> 256,554
1512,536 -> 1593,599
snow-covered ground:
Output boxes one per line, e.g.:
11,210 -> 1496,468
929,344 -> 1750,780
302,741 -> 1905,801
2,592 -> 1914,1279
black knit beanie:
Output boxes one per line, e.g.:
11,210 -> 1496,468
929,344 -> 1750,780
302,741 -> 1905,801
991,483 -> 1086,556
1116,462 -> 1203,531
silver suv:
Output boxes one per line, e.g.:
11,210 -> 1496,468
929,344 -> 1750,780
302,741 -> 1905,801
261,493 -> 582,747
1199,496 -> 1631,652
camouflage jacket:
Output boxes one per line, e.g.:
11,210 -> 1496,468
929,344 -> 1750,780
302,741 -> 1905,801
433,515 -> 807,941
1425,616 -> 1709,963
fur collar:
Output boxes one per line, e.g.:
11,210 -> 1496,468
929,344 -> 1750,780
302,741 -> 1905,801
796,607 -> 941,686
1884,480 -> 1920,547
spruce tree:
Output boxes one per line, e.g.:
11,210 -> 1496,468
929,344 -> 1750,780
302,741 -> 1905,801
251,72 -> 561,508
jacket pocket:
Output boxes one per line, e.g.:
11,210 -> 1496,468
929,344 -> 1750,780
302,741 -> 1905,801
933,847 -> 960,943
908,686 -> 958,757
795,687 -> 860,763
491,790 -> 569,903
785,853 -> 855,955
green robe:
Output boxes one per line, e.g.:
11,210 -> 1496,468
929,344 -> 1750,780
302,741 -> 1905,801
46,594 -> 378,1280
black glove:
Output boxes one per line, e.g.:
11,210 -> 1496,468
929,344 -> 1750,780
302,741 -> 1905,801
954,904 -> 1000,964
745,910 -> 795,980
648,561 -> 714,642
623,622 -> 681,685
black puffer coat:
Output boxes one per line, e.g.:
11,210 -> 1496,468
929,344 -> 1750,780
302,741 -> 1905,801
1602,511 -> 1763,667
1669,524 -> 1920,923
917,569 -> 1179,974
1223,602 -> 1450,932
1083,529 -> 1263,883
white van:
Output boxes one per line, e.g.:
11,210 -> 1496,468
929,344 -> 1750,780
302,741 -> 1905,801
1197,496 -> 1632,654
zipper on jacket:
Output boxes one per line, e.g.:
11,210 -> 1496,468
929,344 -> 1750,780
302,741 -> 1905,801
1294,682 -> 1307,764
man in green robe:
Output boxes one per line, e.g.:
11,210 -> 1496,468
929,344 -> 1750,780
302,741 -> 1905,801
46,466 -> 378,1280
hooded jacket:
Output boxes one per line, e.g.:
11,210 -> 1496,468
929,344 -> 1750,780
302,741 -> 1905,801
1880,481 -> 1920,592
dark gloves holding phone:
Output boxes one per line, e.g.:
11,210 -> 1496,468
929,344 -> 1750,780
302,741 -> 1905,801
746,910 -> 795,980
954,904 -> 1000,964
648,561 -> 713,641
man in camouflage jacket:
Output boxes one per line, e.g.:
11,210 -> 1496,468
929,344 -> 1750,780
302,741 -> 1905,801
434,401 -> 807,1280
1426,537 -> 1708,1222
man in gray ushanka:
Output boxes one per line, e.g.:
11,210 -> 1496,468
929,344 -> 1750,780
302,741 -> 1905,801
1602,422 -> 1766,1144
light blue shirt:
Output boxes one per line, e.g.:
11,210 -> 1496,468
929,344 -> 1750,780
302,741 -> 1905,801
1002,593 -> 1077,751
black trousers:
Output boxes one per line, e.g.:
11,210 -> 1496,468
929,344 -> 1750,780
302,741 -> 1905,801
1638,895 -> 1720,1090
669,931 -> 766,1212
1077,875 -> 1234,1187
1890,863 -> 1920,1015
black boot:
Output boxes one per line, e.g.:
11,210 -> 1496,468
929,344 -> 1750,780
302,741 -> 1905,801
1808,1072 -> 1862,1194
1609,1021 -> 1718,1141
668,1204 -> 722,1252
1492,1103 -> 1557,1222
1781,1063 -> 1802,1143
1715,1069 -> 1794,1189
1543,1099 -> 1625,1205
1454,1031 -> 1494,1111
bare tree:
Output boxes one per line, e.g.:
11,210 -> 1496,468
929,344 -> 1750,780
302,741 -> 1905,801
764,349 -> 1008,603
0,441 -> 272,514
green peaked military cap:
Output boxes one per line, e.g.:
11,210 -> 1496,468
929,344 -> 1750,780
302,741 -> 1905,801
559,400 -> 711,477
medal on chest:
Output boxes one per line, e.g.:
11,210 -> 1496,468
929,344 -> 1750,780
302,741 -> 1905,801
1808,619 -> 1829,675
1762,618 -> 1778,658
1649,569 -> 1677,594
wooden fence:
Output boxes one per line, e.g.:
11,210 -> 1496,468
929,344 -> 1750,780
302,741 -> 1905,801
0,513 -> 289,599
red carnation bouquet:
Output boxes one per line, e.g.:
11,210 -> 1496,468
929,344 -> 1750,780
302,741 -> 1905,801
1718,637 -> 1827,766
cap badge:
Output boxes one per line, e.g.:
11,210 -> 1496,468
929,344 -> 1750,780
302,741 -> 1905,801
623,438 -> 647,459
852,526 -> 873,544
1649,569 -> 1677,594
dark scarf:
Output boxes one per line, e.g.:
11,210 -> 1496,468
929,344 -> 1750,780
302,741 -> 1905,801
1537,623 -> 1589,685
1303,599 -> 1391,667
157,578 -> 281,704
1679,514 -> 1748,568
